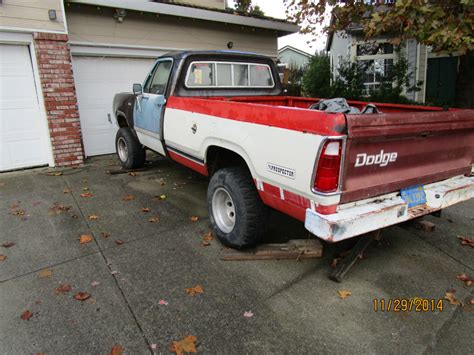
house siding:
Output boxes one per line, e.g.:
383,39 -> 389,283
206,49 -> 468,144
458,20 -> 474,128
406,39 -> 417,101
417,44 -> 427,102
0,0 -> 66,33
328,31 -> 351,78
65,4 -> 278,57
278,48 -> 311,68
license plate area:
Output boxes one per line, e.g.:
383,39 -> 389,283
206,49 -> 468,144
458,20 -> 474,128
400,185 -> 427,208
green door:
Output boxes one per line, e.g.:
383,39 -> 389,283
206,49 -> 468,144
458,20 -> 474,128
426,57 -> 458,106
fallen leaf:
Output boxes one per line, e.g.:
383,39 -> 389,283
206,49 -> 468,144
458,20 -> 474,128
11,209 -> 26,216
150,343 -> 158,350
39,268 -> 52,278
54,283 -> 72,294
1,242 -> 15,248
158,299 -> 168,306
123,194 -> 135,201
243,310 -> 254,318
201,231 -> 213,246
456,273 -> 474,287
109,344 -> 123,355
141,207 -> 151,213
190,216 -> 199,222
115,239 -> 124,245
457,236 -> 474,248
20,310 -> 33,321
91,281 -> 100,287
468,298 -> 474,305
330,257 -> 341,269
82,187 -> 89,191
170,335 -> 197,355
79,234 -> 93,244
337,290 -> 351,299
444,291 -> 462,306
111,270 -> 118,275
63,188 -> 72,194
148,216 -> 160,223
80,192 -> 93,198
157,194 -> 167,200
88,214 -> 99,220
48,203 -> 72,215
47,171 -> 63,176
74,292 -> 91,301
185,285 -> 204,296
128,172 -> 139,177
0,255 -> 6,261
100,232 -> 111,238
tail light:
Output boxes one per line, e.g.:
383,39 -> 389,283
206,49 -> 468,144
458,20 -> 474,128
313,140 -> 342,193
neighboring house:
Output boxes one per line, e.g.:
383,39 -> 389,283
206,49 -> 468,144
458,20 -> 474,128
326,29 -> 459,104
0,0 -> 299,172
278,45 -> 312,69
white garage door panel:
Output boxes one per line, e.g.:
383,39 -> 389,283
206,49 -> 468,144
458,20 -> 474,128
0,44 -> 50,171
72,56 -> 155,156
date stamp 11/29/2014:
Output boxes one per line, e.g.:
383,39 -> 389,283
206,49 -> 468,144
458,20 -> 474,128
373,298 -> 444,312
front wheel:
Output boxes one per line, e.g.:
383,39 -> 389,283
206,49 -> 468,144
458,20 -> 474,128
207,167 -> 268,249
115,127 -> 145,170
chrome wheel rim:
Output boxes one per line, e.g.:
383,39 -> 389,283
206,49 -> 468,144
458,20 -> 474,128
212,187 -> 236,233
117,137 -> 128,162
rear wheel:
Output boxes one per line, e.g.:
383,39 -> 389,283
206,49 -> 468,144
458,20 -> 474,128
208,167 -> 268,249
115,127 -> 145,169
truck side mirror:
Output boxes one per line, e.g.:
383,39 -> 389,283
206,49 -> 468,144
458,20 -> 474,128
133,83 -> 143,95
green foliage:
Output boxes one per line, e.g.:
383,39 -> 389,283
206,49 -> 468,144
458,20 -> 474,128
301,53 -> 333,98
331,60 -> 368,101
235,0 -> 265,16
299,51 -> 422,104
285,0 -> 473,54
369,55 -> 422,104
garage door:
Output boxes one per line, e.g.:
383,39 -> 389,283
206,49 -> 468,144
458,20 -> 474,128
72,56 -> 155,156
0,44 -> 50,171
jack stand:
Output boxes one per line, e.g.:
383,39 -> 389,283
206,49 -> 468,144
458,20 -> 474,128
329,229 -> 382,283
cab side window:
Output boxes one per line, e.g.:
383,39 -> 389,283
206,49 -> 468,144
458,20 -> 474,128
144,60 -> 173,95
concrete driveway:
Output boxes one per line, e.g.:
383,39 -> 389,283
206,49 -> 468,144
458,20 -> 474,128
1,153 -> 473,354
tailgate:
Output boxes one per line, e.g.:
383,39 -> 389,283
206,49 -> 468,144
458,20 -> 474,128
341,109 -> 474,203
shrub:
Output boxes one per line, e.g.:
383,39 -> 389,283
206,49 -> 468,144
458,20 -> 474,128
301,53 -> 332,98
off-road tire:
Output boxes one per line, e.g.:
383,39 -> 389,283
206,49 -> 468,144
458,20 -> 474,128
208,167 -> 268,249
115,127 -> 145,170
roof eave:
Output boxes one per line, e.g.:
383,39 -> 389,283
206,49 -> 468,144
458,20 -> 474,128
66,0 -> 300,36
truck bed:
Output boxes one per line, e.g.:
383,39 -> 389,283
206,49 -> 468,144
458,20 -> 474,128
169,95 -> 474,205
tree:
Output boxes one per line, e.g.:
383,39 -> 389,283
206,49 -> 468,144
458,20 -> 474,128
301,52 -> 332,98
331,59 -> 368,100
284,1 -> 473,54
285,0 -> 473,107
235,0 -> 265,16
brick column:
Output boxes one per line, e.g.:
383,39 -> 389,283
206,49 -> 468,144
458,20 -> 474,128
33,32 -> 84,167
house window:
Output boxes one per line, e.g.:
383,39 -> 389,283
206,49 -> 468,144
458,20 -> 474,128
356,41 -> 395,95
356,42 -> 393,56
185,61 -> 274,88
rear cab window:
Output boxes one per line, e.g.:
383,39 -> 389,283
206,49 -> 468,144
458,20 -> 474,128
185,61 -> 274,88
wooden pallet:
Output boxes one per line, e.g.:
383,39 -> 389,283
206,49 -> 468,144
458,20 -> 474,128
220,239 -> 323,261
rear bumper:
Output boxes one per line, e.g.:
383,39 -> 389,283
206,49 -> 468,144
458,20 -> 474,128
305,175 -> 474,243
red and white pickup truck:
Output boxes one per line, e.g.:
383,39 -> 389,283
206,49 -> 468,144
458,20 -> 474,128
113,51 -> 474,249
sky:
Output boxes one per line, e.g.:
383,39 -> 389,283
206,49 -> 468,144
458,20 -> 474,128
237,0 -> 329,54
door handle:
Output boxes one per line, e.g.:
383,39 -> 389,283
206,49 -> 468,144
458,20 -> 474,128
142,96 -> 149,100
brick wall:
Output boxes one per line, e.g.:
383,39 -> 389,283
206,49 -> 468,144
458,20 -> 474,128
33,32 -> 84,167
